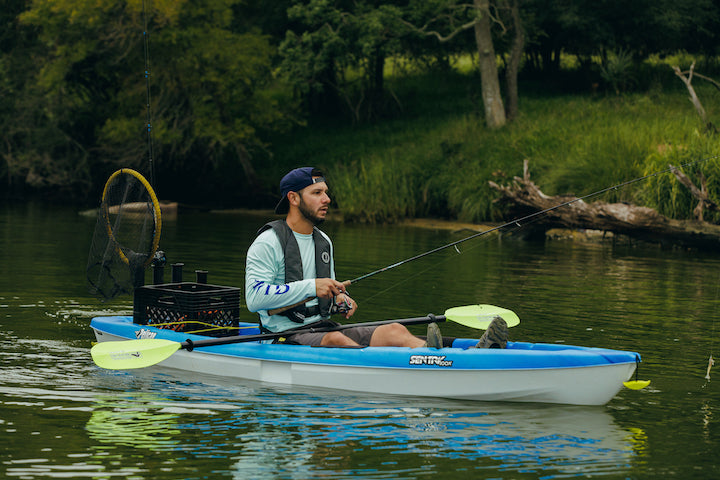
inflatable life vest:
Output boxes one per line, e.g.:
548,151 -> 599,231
258,220 -> 332,322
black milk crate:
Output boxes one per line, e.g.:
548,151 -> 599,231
133,282 -> 240,337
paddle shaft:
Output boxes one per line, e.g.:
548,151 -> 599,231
181,314 -> 446,350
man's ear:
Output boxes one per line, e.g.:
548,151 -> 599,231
288,191 -> 300,208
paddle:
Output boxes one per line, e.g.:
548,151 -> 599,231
623,355 -> 651,390
91,304 -> 520,370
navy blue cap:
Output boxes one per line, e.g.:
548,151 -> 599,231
275,167 -> 326,214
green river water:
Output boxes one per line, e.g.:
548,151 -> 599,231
1,202 -> 719,479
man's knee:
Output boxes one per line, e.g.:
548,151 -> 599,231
378,323 -> 409,337
321,331 -> 356,346
371,323 -> 418,347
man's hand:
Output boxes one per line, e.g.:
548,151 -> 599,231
316,278 -> 356,318
315,278 -> 348,299
335,293 -> 357,319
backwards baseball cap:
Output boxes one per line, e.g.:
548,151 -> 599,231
274,167 -> 327,214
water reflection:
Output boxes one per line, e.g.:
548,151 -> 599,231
86,399 -> 184,449
1,344 -> 645,479
80,370 -> 642,479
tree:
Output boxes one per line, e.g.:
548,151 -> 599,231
523,0 -> 720,81
279,0 -> 408,123
398,0 -> 524,128
472,0 -> 506,128
1,0 -> 92,198
503,0 -> 525,121
280,0 -> 525,128
14,0 -> 294,202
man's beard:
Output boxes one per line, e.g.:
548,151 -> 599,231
299,197 -> 325,226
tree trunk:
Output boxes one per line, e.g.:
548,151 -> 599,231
505,0 -> 525,121
235,144 -> 260,192
473,0 -> 506,129
370,47 -> 385,98
366,46 -> 386,120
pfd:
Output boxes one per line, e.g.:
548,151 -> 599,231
258,220 -> 332,323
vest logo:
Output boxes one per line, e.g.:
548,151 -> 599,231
321,251 -> 330,263
409,355 -> 453,367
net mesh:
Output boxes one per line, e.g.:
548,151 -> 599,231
86,170 -> 160,301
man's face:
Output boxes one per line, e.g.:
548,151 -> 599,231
297,178 -> 330,225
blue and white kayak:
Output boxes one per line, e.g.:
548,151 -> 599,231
90,316 -> 640,406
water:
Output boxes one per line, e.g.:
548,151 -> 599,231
1,203 -> 719,479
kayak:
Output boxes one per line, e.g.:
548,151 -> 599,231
90,315 -> 640,406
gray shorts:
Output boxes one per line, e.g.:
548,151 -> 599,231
283,322 -> 377,347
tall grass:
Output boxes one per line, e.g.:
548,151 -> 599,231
641,137 -> 720,222
271,65 -> 720,223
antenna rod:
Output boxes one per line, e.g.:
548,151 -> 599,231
142,0 -> 156,187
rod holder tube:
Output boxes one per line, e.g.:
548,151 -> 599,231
195,270 -> 208,284
151,264 -> 164,285
171,263 -> 184,283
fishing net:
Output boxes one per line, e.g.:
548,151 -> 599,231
87,168 -> 162,301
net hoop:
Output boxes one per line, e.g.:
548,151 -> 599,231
101,168 -> 162,268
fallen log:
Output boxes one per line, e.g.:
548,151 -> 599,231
489,163 -> 720,250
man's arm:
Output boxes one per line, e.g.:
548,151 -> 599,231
244,232 -> 316,313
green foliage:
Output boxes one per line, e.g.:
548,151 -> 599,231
641,137 -> 720,222
329,158 -> 422,223
599,49 -> 635,94
279,0 -> 409,122
9,0 -> 296,202
3,0 -> 720,206
276,70 -> 720,223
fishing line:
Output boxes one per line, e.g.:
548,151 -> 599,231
359,226 -> 492,303
142,0 -> 156,187
360,215 -> 541,303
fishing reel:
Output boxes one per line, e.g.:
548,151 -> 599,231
330,296 -> 353,315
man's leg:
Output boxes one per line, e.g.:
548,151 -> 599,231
285,329 -> 358,346
321,331 -> 360,346
369,323 -> 426,348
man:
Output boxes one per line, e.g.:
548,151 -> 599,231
245,166 -> 507,348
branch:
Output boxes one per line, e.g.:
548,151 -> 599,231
674,70 -> 720,93
670,165 -> 720,221
399,17 -> 477,43
672,63 -> 717,133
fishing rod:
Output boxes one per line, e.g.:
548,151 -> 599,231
142,0 -> 156,187
268,155 -> 719,315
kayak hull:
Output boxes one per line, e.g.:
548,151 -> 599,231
90,316 -> 639,406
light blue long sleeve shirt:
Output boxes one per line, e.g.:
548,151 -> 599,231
245,227 -> 336,333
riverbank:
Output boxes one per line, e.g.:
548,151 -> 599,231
212,207 -> 631,247
212,207 -> 488,230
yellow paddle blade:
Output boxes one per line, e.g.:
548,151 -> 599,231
624,380 -> 651,390
91,339 -> 181,370
444,304 -> 521,329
